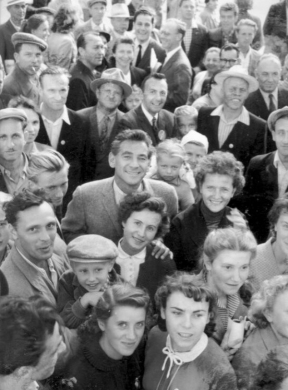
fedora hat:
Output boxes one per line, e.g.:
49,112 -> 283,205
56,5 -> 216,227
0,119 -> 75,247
215,65 -> 258,93
109,3 -> 130,18
91,68 -> 132,98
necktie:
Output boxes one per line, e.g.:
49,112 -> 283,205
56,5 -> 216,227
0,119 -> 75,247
99,116 -> 110,152
152,117 -> 159,142
269,93 -> 276,113
135,44 -> 142,67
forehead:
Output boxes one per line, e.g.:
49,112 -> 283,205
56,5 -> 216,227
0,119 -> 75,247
221,49 -> 238,59
73,260 -> 110,269
19,43 -> 41,54
91,3 -> 106,9
220,10 -> 235,17
36,168 -> 68,186
21,107 -> 39,121
181,0 -> 195,6
258,59 -> 281,72
158,153 -> 182,162
135,14 -> 153,23
116,43 -> 134,50
100,82 -> 122,92
17,202 -> 55,225
224,76 -> 248,89
177,115 -> 196,124
275,117 -> 288,131
213,249 -> 251,264
238,24 -> 255,33
128,208 -> 162,222
184,143 -> 206,153
166,290 -> 209,311
42,74 -> 69,88
144,77 -> 167,91
206,51 -> 219,59
0,119 -> 23,133
203,173 -> 233,186
118,140 -> 149,155
85,34 -> 104,46
109,305 -> 146,322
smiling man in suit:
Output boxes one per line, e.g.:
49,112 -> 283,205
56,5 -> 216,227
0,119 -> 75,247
159,18 -> 192,112
119,73 -> 175,145
35,66 -> 92,212
197,65 -> 266,169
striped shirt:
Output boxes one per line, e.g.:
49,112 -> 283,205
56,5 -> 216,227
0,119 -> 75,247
217,294 -> 240,331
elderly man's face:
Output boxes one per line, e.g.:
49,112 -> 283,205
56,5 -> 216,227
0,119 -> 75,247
8,3 -> 27,24
272,117 -> 288,160
223,77 -> 249,110
96,82 -> 123,111
160,21 -> 181,52
256,59 -> 281,93
80,35 -> 105,67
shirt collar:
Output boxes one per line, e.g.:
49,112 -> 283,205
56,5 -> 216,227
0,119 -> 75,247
113,179 -> 144,205
274,150 -> 284,169
91,20 -> 104,30
0,153 -> 29,178
260,87 -> 278,101
41,105 -> 71,125
141,103 -> 158,123
96,106 -> 117,122
211,104 -> 250,125
134,37 -> 150,53
117,239 -> 147,261
15,245 -> 54,272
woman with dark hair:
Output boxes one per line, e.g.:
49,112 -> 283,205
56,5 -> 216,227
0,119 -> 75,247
164,151 -> 247,272
47,5 -> 77,69
109,38 -> 147,87
64,283 -> 150,390
116,192 -> 176,301
21,14 -> 50,42
143,273 -> 238,390
232,275 -> 288,390
192,69 -> 223,110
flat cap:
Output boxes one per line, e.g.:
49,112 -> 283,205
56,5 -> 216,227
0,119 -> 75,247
7,0 -> 32,6
67,235 -> 118,263
88,0 -> 107,7
35,7 -> 56,16
268,106 -> 288,132
11,32 -> 48,51
0,108 -> 27,123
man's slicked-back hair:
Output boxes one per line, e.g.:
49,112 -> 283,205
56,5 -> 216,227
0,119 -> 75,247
166,18 -> 186,37
110,129 -> 154,158
3,189 -> 54,227
133,6 -> 155,24
220,43 -> 240,58
141,72 -> 167,91
39,65 -> 70,86
0,296 -> 63,375
77,31 -> 101,50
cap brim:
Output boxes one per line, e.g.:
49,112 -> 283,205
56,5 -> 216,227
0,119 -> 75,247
215,71 -> 258,93
268,106 -> 288,131
70,257 -> 115,263
91,78 -> 132,98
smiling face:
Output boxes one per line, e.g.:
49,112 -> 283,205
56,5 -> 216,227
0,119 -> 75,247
157,154 -> 182,182
32,20 -> 50,42
184,142 -> 206,170
142,77 -> 168,116
109,140 -> 150,192
15,43 -> 43,75
256,58 -> 281,93
99,305 -> 146,359
40,74 -> 69,112
272,118 -> 288,161
72,260 -> 113,292
160,20 -> 181,52
0,119 -> 25,164
114,43 -> 134,69
223,77 -> 249,111
161,291 -> 210,352
265,290 -> 288,339
11,202 -> 57,264
204,50 -> 221,73
121,209 -> 162,255
199,173 -> 235,212
134,13 -> 154,44
206,249 -> 251,298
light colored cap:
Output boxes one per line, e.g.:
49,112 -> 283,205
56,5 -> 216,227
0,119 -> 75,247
181,130 -> 209,152
215,65 -> 258,93
11,32 -> 47,51
0,108 -> 27,123
67,235 -> 118,263
91,68 -> 132,98
268,106 -> 288,132
88,0 -> 107,7
109,3 -> 130,18
7,0 -> 32,6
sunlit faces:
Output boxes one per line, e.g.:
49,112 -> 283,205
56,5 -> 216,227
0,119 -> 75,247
179,0 -> 196,22
124,91 -> 143,111
32,20 -> 50,42
79,34 -> 105,67
109,140 -> 150,192
8,3 -> 27,24
30,322 -> 66,381
114,43 -> 134,69
220,49 -> 238,70
236,25 -> 256,51
96,82 -> 124,112
264,290 -> 288,339
40,74 -> 69,111
204,50 -> 221,73
157,154 -> 183,182
19,107 -> 40,144
11,202 -> 57,264
223,77 -> 249,110
256,59 -> 281,93
161,291 -> 210,352
273,212 -> 288,258
219,10 -> 237,32
111,17 -> 129,35
184,142 -> 206,170
160,20 -> 182,52
206,0 -> 218,12
0,119 -> 25,163
121,209 -> 162,255
0,208 -> 10,256
14,43 -> 43,75
134,14 -> 154,44
99,305 -> 146,359
272,118 -> 288,160
177,115 -> 197,136
199,173 -> 236,213
30,168 -> 69,207
72,261 -> 113,292
89,3 -> 106,24
205,250 -> 251,298
142,78 -> 168,116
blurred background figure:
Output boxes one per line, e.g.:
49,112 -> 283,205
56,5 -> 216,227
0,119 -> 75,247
199,0 -> 219,30
235,0 -> 263,50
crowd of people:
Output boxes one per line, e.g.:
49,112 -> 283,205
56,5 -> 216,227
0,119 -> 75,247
1,0 -> 288,389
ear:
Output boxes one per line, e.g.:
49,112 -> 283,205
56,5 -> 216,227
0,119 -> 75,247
96,88 -> 100,100
263,308 -> 273,324
160,307 -> 166,320
108,152 -> 116,168
15,366 -> 33,379
14,52 -> 19,63
28,180 -> 39,192
271,131 -> 276,142
232,187 -> 236,197
78,47 -> 85,58
204,255 -> 212,272
98,319 -> 106,332
9,223 -> 18,242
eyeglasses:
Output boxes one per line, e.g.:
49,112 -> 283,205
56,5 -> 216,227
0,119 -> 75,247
220,58 -> 237,65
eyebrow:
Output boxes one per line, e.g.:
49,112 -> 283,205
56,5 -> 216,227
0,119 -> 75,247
170,306 -> 207,313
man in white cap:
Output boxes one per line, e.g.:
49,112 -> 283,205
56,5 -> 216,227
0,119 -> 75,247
197,65 -> 266,168
2,32 -> 47,106
77,68 -> 132,181
0,0 -> 29,74
109,3 -> 131,41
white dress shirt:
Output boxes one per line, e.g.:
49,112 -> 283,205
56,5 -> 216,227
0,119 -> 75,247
238,47 -> 252,72
41,105 -> 71,149
133,38 -> 150,66
141,103 -> 159,125
116,240 -> 146,286
113,180 -> 143,206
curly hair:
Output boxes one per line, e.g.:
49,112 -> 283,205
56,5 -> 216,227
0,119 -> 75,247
118,192 -> 170,239
51,5 -> 77,33
155,272 -> 217,336
194,151 -> 245,195
249,275 -> 288,329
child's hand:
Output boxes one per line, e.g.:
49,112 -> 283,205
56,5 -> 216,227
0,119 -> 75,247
80,291 -> 103,308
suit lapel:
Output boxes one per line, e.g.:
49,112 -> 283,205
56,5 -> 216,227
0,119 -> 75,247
210,115 -> 220,150
278,89 -> 287,108
161,50 -> 180,73
100,179 -> 122,236
256,89 -> 269,117
57,117 -> 71,151
265,152 -> 279,198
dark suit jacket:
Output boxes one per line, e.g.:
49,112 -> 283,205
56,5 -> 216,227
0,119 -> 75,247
108,58 -> 147,86
263,2 -> 286,37
160,48 -> 192,113
238,152 -> 278,243
182,23 -> 208,68
197,106 -> 266,168
0,93 -> 11,109
136,38 -> 166,73
164,201 -> 233,273
118,104 -> 176,145
66,60 -> 98,111
35,109 -> 93,210
0,19 -> 17,71
77,106 -> 124,180
208,27 -> 237,48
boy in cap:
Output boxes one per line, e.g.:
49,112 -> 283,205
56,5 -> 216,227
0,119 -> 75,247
57,235 -> 121,329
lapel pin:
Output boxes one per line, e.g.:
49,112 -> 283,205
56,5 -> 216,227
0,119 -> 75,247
229,144 -> 234,149
60,140 -> 65,145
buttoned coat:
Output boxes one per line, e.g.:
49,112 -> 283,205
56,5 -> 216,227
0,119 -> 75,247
77,106 -> 124,180
160,48 -> 192,113
208,27 -> 237,48
134,38 -> 166,74
182,23 -> 208,68
61,177 -> 178,244
197,106 -> 266,168
118,105 -> 176,145
0,19 -> 17,72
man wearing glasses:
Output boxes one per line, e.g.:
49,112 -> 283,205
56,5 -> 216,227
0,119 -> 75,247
220,43 -> 240,70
